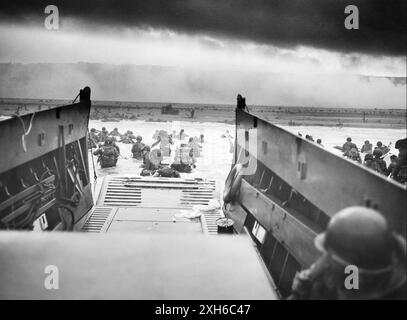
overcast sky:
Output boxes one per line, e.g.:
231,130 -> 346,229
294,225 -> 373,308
0,0 -> 405,106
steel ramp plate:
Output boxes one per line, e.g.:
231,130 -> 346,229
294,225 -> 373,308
81,207 -> 116,233
83,176 -> 223,235
97,176 -> 216,208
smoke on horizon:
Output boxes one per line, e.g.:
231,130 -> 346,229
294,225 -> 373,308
0,63 -> 405,108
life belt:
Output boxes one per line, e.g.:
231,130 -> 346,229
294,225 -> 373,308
223,164 -> 243,204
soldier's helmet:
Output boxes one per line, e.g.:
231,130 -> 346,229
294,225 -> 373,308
314,207 -> 396,272
377,141 -> 383,147
346,137 -> 352,142
90,128 -> 96,132
364,153 -> 374,161
143,145 -> 151,152
136,136 -> 142,141
373,148 -> 383,157
105,137 -> 114,145
395,138 -> 407,150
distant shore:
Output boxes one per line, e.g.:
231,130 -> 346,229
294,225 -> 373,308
0,98 -> 406,129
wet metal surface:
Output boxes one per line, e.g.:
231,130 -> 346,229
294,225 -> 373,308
83,176 -> 221,235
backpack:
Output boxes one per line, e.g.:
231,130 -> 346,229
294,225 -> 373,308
157,167 -> 180,178
171,163 -> 191,173
100,146 -> 116,167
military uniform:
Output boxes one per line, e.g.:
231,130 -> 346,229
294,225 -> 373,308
93,144 -> 119,168
98,130 -> 108,143
88,131 -> 99,149
392,147 -> 407,183
288,207 -> 406,300
109,129 -> 122,137
131,142 -> 145,159
360,142 -> 373,154
342,141 -> 357,154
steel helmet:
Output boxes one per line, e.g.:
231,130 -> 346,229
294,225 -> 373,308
373,148 -> 383,157
314,206 -> 395,272
377,141 -> 383,147
364,153 -> 374,161
105,137 -> 114,144
395,138 -> 407,150
136,136 -> 142,141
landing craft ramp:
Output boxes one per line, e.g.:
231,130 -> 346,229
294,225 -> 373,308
77,175 -> 223,235
0,89 -> 279,299
1,175 -> 279,300
1,174 -> 279,299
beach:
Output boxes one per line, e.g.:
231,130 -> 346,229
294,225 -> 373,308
1,97 -> 406,129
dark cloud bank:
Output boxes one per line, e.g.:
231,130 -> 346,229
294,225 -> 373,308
0,0 -> 405,56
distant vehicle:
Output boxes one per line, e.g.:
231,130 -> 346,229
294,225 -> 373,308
161,104 -> 179,115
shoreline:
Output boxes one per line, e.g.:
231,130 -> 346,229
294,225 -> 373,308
0,98 -> 405,130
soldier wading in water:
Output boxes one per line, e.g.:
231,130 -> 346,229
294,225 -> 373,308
93,137 -> 119,168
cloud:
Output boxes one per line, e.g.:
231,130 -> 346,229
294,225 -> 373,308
1,24 -> 404,77
0,0 -> 405,56
0,63 -> 405,108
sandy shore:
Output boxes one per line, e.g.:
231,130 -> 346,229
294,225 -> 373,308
0,98 -> 406,129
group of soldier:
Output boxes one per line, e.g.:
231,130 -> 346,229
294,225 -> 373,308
88,127 -> 205,177
297,131 -> 406,184
340,137 -> 407,183
299,133 -> 324,146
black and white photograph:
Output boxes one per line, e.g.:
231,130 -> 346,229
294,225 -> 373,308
0,0 -> 406,306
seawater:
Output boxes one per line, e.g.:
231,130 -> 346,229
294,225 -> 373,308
88,120 -> 406,194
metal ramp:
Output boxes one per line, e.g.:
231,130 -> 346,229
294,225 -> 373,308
97,176 -> 216,207
80,207 -> 116,233
82,176 -> 223,234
